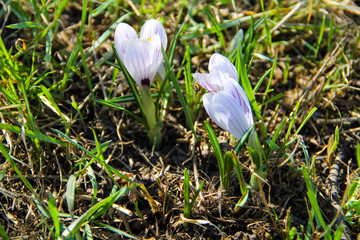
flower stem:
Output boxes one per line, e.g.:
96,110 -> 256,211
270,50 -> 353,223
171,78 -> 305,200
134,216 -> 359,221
141,86 -> 162,146
248,130 -> 267,190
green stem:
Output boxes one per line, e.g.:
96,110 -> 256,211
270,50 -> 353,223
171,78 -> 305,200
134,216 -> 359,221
141,86 -> 161,146
248,131 -> 263,169
248,130 -> 266,190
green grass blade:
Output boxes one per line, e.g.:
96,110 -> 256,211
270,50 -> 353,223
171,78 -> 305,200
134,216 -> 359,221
168,20 -> 186,64
52,129 -> 134,183
0,222 -> 9,240
33,194 -> 50,218
261,53 -> 277,107
232,153 -> 248,195
6,21 -> 43,29
184,168 -> 191,218
0,122 -> 65,146
222,151 -> 234,191
205,8 -> 226,51
48,193 -> 60,237
189,180 -> 204,211
84,223 -> 93,240
266,118 -> 287,160
61,39 -> 80,90
333,223 -> 344,240
302,166 -> 330,239
327,15 -> 334,52
109,93 -> 158,104
204,121 -> 224,179
162,46 -> 197,139
294,107 -> 317,136
60,186 -> 132,239
356,142 -> 360,168
315,14 -> 326,60
234,125 -> 254,155
236,39 -> 266,137
234,187 -> 250,209
86,165 -> 98,206
253,68 -> 271,93
91,128 -> 119,190
93,98 -> 145,125
94,221 -> 138,239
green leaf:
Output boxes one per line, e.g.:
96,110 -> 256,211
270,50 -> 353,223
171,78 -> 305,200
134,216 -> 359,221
184,168 -> 191,218
205,8 -> 226,51
86,165 -> 98,206
162,46 -> 197,139
222,151 -> 234,191
93,221 -> 138,239
0,123 -> 65,146
235,187 -> 250,209
6,21 -> 44,29
48,193 -> 60,237
60,186 -> 132,239
204,121 -> 224,177
234,125 -> 254,155
0,222 -> 9,240
93,98 -> 145,125
232,153 -> 248,195
53,129 -> 134,183
294,107 -> 317,136
301,167 -> 331,239
66,174 -> 77,214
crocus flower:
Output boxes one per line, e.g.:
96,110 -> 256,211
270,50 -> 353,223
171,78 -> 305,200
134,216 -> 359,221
194,53 -> 253,140
114,19 -> 167,87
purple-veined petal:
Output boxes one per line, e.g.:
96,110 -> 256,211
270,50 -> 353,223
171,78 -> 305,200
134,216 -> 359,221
223,78 -> 254,125
210,62 -> 239,84
140,19 -> 167,50
202,93 -> 217,124
193,72 -> 217,94
123,39 -> 162,87
114,23 -> 138,62
208,53 -> 237,81
211,91 -> 253,140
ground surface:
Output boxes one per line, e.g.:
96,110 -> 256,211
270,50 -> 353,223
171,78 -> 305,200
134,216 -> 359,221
0,0 -> 360,239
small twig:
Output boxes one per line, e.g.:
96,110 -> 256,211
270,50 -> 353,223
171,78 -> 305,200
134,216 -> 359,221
257,183 -> 284,238
126,0 -> 140,16
316,117 -> 360,125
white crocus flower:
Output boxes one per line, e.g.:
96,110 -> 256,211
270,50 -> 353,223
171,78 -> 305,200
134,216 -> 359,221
194,53 -> 254,140
114,19 -> 167,87
140,19 -> 167,80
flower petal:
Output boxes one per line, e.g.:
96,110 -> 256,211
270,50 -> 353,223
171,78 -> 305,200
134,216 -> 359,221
208,53 -> 238,81
114,23 -> 138,62
211,91 -> 253,140
123,39 -> 162,87
202,93 -> 216,123
148,34 -> 163,60
193,72 -> 217,94
223,78 -> 253,125
140,19 -> 167,50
